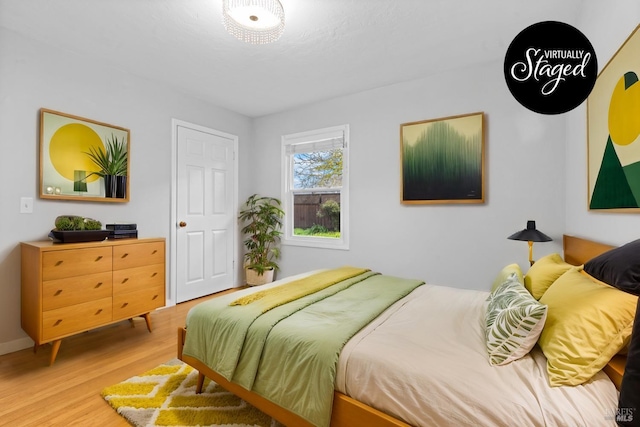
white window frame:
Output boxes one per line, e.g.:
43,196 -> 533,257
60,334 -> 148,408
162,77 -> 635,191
281,124 -> 349,250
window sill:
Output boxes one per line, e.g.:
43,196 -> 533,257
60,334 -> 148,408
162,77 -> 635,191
282,236 -> 349,251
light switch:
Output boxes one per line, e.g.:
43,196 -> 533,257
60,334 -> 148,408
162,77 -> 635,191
20,197 -> 33,214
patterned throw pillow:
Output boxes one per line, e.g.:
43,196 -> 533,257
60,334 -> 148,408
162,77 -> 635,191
485,274 -> 548,366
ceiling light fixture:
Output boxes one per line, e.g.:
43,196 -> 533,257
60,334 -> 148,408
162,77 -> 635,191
222,0 -> 285,45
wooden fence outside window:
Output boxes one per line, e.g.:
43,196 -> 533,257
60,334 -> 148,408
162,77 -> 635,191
293,193 -> 340,230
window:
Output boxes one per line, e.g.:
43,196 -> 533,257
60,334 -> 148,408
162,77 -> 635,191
281,125 -> 349,250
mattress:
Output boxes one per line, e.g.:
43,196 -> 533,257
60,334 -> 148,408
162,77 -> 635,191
336,284 -> 619,427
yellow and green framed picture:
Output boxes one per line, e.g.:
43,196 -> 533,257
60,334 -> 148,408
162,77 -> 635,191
400,111 -> 485,204
39,109 -> 130,202
587,24 -> 640,211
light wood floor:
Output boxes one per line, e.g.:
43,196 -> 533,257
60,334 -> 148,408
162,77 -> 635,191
0,290 -> 236,427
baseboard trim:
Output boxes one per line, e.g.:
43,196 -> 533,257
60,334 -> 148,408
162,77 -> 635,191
0,336 -> 34,356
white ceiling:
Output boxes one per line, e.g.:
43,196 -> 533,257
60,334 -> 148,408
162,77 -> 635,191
0,0 -> 584,118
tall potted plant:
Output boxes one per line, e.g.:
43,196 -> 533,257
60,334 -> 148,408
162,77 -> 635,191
85,134 -> 128,198
238,194 -> 284,286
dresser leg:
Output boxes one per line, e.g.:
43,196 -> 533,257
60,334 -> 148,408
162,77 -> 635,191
129,318 -> 135,328
49,340 -> 61,366
142,313 -> 153,332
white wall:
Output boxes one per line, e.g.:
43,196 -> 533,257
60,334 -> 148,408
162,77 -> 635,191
251,60 -> 566,289
0,28 -> 252,353
566,2 -> 640,244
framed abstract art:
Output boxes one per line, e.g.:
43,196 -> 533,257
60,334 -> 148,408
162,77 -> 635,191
400,112 -> 485,204
587,24 -> 640,211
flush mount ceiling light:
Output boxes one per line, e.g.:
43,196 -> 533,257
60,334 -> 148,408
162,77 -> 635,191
222,0 -> 285,45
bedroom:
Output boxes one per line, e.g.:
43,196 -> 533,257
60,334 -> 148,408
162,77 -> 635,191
0,0 -> 639,425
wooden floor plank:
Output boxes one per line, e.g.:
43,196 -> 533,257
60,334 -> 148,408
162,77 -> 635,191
0,290 -> 236,427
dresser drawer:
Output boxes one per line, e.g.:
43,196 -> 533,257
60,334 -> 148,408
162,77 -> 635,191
42,297 -> 112,341
113,285 -> 164,321
43,247 -> 112,281
43,272 -> 113,311
113,264 -> 165,294
113,242 -> 164,270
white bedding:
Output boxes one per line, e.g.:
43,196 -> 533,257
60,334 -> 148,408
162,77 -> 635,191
336,284 -> 619,427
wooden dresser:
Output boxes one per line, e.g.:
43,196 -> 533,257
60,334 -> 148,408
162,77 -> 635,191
21,237 -> 166,365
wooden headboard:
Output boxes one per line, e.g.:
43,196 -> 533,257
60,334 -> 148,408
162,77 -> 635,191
562,234 -> 626,390
562,234 -> 615,266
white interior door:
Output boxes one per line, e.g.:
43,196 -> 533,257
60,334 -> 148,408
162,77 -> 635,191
176,124 -> 236,303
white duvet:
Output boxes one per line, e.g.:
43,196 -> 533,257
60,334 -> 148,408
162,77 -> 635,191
336,284 -> 619,427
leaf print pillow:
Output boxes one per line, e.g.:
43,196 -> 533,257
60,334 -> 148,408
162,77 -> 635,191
485,273 -> 548,366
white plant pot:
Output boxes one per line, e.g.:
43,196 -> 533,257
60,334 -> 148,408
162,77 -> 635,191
245,267 -> 274,286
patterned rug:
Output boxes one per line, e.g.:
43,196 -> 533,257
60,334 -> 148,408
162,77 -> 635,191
101,359 -> 281,427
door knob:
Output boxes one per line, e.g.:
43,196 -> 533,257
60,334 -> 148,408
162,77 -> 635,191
179,221 -> 187,228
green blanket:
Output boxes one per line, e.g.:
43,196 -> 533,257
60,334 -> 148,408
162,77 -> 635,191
183,269 -> 423,427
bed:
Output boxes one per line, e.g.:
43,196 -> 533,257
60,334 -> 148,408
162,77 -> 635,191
177,235 -> 638,427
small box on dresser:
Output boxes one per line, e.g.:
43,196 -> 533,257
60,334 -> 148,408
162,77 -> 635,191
106,223 -> 138,239
20,237 -> 166,365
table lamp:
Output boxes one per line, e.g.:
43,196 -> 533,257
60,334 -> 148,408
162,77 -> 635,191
507,220 -> 552,266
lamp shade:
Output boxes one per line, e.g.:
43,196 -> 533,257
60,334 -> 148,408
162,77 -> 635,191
507,220 -> 552,242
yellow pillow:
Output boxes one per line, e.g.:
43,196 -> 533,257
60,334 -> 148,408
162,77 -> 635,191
490,263 -> 524,292
524,253 -> 575,300
538,268 -> 638,386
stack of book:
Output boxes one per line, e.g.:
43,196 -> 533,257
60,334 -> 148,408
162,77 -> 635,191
106,223 -> 138,239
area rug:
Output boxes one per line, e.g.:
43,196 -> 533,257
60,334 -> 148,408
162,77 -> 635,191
101,359 -> 281,427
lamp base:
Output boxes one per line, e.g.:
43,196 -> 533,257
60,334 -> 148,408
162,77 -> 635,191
529,241 -> 534,266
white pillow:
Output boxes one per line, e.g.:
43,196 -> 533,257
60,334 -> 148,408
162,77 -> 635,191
485,274 -> 548,366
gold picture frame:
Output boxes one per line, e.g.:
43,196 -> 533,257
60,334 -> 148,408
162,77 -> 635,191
39,109 -> 130,202
400,112 -> 485,204
587,24 -> 640,212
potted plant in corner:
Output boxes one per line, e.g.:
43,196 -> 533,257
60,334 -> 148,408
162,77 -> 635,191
85,133 -> 128,198
238,194 -> 285,286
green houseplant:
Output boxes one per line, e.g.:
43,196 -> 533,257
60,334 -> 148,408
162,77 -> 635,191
238,194 -> 284,286
85,134 -> 128,198
49,215 -> 109,243
54,215 -> 102,231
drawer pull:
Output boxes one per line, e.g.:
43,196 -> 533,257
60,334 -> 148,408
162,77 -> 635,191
121,302 -> 129,308
54,319 -> 62,326
55,260 -> 63,266
95,256 -> 103,262
95,309 -> 103,315
152,294 -> 159,300
151,272 -> 158,277
95,282 -> 103,288
54,290 -> 63,296
121,278 -> 129,284
121,253 -> 129,259
152,250 -> 158,254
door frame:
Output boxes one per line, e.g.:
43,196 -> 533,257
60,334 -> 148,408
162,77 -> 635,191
169,118 -> 239,307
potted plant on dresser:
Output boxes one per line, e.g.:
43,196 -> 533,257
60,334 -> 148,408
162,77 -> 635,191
238,194 -> 284,286
85,133 -> 128,198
